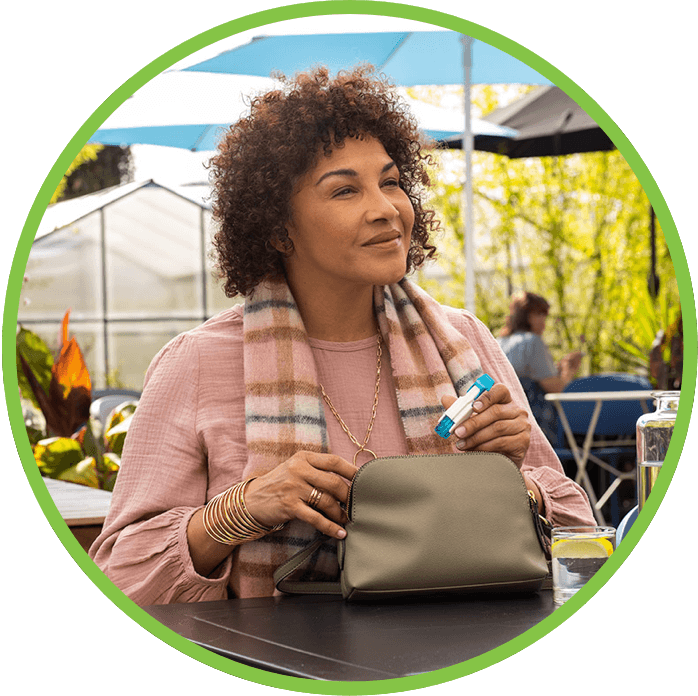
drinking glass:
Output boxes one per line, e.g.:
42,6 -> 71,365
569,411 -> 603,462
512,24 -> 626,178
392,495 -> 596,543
551,526 -> 616,606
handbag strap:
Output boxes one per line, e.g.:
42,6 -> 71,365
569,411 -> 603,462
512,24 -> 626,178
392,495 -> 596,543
528,491 -> 553,546
273,536 -> 342,595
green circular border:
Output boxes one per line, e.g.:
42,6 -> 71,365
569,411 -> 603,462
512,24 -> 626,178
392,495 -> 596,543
3,1 -> 695,693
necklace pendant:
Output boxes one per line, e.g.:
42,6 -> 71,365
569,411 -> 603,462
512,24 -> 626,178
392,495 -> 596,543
353,447 -> 377,467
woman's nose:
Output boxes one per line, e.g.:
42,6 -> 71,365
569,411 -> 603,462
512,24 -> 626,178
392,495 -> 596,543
365,187 -> 399,222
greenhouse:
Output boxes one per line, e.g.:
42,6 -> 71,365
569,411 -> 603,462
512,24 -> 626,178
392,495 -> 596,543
20,179 -> 238,390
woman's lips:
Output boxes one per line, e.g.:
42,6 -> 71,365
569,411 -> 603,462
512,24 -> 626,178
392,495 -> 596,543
363,233 -> 401,248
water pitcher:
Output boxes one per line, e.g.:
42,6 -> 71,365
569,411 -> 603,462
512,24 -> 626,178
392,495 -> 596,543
636,391 -> 679,510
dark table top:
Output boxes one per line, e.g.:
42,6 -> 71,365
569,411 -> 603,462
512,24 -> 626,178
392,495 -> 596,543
144,590 -> 555,681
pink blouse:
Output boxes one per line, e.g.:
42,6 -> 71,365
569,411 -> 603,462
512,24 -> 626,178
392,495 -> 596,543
90,304 -> 595,605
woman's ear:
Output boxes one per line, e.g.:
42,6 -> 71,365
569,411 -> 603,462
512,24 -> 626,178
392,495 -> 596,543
268,230 -> 294,256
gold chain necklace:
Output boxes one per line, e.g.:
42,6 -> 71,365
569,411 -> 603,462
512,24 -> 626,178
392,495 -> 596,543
320,335 -> 382,467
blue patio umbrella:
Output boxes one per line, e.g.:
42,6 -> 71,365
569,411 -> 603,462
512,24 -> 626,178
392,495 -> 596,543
184,31 -> 553,312
88,71 -> 517,152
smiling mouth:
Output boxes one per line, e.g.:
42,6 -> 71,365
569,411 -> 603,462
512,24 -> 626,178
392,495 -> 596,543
363,234 -> 401,247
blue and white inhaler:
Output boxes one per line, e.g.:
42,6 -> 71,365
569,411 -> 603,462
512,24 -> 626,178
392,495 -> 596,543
434,373 -> 495,439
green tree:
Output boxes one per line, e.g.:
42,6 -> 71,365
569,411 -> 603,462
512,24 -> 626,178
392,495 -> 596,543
51,144 -> 132,204
418,85 -> 679,377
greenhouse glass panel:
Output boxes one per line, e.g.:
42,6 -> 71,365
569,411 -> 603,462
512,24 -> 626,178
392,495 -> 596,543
22,211 -> 103,320
104,185 -> 204,319
107,320 -> 201,391
204,209 -> 241,316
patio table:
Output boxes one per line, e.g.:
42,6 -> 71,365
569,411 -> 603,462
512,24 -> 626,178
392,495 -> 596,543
544,390 -> 654,524
43,477 -> 112,551
144,590 -> 556,680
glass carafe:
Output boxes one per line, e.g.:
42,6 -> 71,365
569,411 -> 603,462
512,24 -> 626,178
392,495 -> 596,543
636,391 -> 679,510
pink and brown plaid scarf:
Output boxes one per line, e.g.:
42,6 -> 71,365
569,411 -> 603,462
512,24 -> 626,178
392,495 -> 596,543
231,277 -> 483,598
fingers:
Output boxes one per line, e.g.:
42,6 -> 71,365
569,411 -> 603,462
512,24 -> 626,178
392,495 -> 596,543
308,487 -> 348,527
454,401 -> 529,442
452,384 -> 513,438
245,452 -> 356,540
303,451 -> 359,482
446,383 -> 530,466
473,382 -> 513,409
454,411 -> 530,451
295,504 -> 348,539
455,434 -> 531,470
442,382 -> 512,427
293,458 -> 352,506
440,394 -> 457,409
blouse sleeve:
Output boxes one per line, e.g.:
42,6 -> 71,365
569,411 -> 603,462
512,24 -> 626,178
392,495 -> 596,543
448,309 -> 596,527
89,332 -> 233,606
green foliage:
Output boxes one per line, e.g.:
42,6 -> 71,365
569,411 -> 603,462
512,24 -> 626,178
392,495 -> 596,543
57,456 -> 101,489
17,312 -> 92,437
16,327 -> 53,411
420,85 -> 681,377
50,144 -> 132,204
613,286 -> 679,372
50,144 -> 104,204
33,437 -> 84,478
18,317 -> 136,490
104,409 -> 136,456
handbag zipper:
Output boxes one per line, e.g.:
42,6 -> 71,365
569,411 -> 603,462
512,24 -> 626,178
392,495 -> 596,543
346,451 -> 531,520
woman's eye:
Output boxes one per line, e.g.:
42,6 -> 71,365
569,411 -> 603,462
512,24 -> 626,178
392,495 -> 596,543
333,187 -> 354,197
382,178 -> 399,188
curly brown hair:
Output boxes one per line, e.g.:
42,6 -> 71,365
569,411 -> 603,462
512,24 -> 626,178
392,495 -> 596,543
499,291 -> 551,337
208,64 -> 439,297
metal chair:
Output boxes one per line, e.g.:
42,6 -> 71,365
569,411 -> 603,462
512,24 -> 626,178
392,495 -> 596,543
90,389 -> 141,426
553,374 -> 653,525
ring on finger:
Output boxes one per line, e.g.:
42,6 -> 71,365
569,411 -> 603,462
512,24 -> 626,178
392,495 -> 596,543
306,487 -> 323,510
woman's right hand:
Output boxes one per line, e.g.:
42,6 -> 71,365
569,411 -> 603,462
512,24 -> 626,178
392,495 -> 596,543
243,452 -> 358,539
559,350 -> 583,380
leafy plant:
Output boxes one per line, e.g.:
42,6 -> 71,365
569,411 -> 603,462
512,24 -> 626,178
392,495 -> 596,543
420,85 -> 680,376
613,286 -> 682,383
18,310 -> 92,437
17,311 -> 136,490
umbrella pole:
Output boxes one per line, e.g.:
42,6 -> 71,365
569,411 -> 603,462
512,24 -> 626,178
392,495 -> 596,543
461,35 -> 475,314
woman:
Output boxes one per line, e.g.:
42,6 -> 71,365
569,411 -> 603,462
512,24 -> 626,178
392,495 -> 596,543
90,66 -> 594,605
498,292 -> 582,442
498,292 -> 582,394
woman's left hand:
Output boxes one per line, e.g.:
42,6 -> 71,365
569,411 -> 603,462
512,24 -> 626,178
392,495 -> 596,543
441,383 -> 531,467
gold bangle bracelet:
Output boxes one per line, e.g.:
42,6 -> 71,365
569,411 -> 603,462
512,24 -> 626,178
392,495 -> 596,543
203,497 -> 235,545
237,480 -> 270,531
233,479 -> 285,534
203,488 -> 246,545
202,479 -> 285,545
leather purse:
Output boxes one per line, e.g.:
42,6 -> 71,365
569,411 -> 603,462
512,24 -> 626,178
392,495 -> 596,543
275,452 -> 551,601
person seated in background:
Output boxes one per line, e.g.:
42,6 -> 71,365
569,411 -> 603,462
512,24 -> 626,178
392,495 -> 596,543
498,292 -> 582,442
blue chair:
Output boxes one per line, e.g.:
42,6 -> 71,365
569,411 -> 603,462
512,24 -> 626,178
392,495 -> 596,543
555,374 -> 653,443
616,505 -> 638,544
518,377 -> 558,445
553,374 -> 653,526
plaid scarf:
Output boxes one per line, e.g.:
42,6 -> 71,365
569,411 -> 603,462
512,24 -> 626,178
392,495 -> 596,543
231,277 -> 483,598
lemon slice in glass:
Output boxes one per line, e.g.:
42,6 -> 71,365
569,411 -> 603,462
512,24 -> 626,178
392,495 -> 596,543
551,537 -> 614,558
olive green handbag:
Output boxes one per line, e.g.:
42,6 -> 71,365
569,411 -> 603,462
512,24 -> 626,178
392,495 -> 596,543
274,452 -> 551,601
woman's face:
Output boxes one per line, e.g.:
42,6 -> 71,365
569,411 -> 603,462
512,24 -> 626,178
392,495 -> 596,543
282,136 -> 415,293
529,310 -> 548,335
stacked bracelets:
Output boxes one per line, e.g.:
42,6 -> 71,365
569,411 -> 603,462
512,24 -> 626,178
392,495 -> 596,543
202,478 -> 285,545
